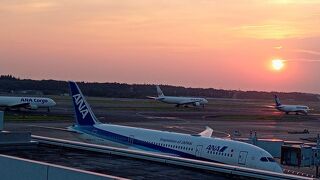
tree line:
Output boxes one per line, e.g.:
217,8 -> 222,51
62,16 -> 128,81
0,75 -> 318,101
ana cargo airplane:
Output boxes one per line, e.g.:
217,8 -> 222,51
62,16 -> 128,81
0,96 -> 56,111
148,85 -> 208,107
274,95 -> 310,115
68,81 -> 282,173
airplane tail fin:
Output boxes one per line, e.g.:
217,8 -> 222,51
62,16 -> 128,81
69,81 -> 98,126
156,85 -> 164,97
274,95 -> 281,106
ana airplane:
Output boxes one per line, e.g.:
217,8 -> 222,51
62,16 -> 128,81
274,95 -> 310,115
0,96 -> 56,111
68,81 -> 282,173
148,85 -> 208,107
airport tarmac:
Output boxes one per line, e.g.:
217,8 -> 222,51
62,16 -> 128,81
2,96 -> 320,178
5,111 -> 320,143
0,144 -> 229,180
4,96 -> 320,145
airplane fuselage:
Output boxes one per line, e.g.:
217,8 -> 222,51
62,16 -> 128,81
69,81 -> 282,173
72,123 -> 282,173
276,105 -> 309,115
0,96 -> 56,110
157,96 -> 208,106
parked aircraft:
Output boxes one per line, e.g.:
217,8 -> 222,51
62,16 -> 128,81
274,95 -> 310,115
68,81 -> 282,173
0,96 -> 56,112
148,85 -> 208,107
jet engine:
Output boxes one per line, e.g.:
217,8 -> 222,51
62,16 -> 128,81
193,102 -> 201,106
28,104 -> 38,110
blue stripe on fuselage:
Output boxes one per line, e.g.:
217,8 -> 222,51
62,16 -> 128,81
74,126 -> 220,163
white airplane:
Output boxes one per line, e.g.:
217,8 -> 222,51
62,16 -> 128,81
274,95 -> 310,115
68,81 -> 282,173
0,96 -> 56,111
148,85 -> 208,107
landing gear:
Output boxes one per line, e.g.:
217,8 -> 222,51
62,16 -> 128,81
286,112 -> 289,115
21,110 -> 26,119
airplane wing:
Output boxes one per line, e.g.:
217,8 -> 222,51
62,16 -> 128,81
146,96 -> 157,99
7,103 -> 31,108
28,125 -> 80,134
198,126 -> 213,137
179,99 -> 202,105
295,110 -> 309,115
264,105 -> 276,108
146,96 -> 165,101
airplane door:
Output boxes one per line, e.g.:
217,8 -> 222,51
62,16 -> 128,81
195,145 -> 203,157
238,151 -> 248,165
128,135 -> 134,144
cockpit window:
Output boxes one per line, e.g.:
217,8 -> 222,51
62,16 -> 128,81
260,157 -> 275,162
267,157 -> 275,162
260,157 -> 268,162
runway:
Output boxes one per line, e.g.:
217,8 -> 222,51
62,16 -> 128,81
4,96 -> 320,143
3,96 -> 320,178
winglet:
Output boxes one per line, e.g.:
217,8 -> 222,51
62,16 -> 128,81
69,81 -> 98,126
198,126 -> 214,137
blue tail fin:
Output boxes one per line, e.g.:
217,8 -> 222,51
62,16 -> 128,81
156,85 -> 164,97
274,95 -> 281,106
69,81 -> 98,126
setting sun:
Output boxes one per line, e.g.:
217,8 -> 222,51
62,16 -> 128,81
272,59 -> 285,71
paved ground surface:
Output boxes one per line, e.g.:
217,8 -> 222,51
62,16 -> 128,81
2,96 -> 320,178
0,144 -> 229,180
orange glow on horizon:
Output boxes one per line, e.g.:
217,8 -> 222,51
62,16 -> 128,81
0,0 -> 319,93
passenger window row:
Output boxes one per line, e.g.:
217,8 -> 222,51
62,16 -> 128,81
146,141 -> 194,151
207,151 -> 233,157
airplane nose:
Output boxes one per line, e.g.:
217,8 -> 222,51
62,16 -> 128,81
273,164 -> 283,173
52,100 -> 57,106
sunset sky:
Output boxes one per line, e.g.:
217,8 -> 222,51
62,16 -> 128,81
1,0 -> 320,93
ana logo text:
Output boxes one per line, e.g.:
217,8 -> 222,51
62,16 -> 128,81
206,145 -> 228,152
21,98 -> 48,104
73,94 -> 89,119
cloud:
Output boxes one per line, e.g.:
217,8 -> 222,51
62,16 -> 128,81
274,46 -> 283,49
291,49 -> 320,56
268,0 -> 320,4
289,59 -> 320,62
0,0 -> 59,13
234,24 -> 303,39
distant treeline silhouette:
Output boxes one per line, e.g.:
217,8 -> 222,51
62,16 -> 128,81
0,75 -> 318,101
